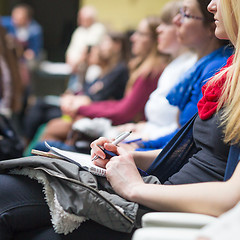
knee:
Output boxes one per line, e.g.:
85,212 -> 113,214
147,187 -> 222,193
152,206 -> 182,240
0,174 -> 45,214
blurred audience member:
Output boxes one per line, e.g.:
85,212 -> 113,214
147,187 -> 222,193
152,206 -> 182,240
1,3 -> 43,133
123,0 -> 232,151
65,5 -> 106,78
0,25 -> 23,117
106,0 -> 197,142
36,15 -> 170,151
1,3 -> 43,62
23,31 -> 130,145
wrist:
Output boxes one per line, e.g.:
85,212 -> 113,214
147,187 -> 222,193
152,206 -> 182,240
126,182 -> 146,202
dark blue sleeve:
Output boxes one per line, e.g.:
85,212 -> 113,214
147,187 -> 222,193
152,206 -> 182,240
179,57 -> 228,126
28,22 -> 43,56
0,16 -> 15,34
136,129 -> 179,151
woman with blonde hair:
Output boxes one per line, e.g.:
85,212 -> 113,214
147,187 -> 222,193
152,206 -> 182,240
91,0 -> 240,216
0,0 -> 239,239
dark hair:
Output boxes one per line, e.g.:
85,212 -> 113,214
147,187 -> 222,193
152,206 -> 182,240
196,0 -> 214,26
108,31 -> 131,63
197,0 -> 229,46
160,0 -> 182,25
145,15 -> 162,42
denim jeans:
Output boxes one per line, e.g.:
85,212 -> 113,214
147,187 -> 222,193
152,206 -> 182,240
0,174 -> 133,240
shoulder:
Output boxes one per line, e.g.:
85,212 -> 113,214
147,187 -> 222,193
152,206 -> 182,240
200,49 -> 232,79
91,22 -> 106,30
29,20 -> 42,34
72,26 -> 85,35
114,62 -> 129,72
205,46 -> 233,71
202,56 -> 229,78
0,16 -> 13,27
140,72 -> 161,84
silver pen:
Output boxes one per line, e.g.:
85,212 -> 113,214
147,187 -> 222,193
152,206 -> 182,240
91,131 -> 132,161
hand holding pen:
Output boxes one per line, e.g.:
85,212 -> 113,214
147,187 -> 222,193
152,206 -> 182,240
91,131 -> 132,161
90,131 -> 148,176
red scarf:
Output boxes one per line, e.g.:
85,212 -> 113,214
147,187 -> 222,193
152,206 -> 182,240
197,55 -> 234,120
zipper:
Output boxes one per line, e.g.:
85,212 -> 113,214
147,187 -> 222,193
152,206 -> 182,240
34,167 -> 135,224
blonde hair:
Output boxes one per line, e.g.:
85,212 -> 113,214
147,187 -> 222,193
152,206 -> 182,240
210,0 -> 239,144
160,0 -> 182,25
126,16 -> 170,91
126,16 -> 170,93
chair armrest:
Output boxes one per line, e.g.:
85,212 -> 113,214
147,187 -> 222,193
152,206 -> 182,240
132,227 -> 199,240
142,212 -> 216,229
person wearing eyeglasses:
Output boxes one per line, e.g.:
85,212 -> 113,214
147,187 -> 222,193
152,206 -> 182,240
121,0 -> 232,153
0,1 -> 235,240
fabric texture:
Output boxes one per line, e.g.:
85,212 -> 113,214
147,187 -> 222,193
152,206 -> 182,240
0,156 -> 159,234
167,47 -> 231,112
147,112 -> 238,184
163,111 -> 229,185
142,51 -> 197,139
83,62 -> 129,101
78,72 -> 161,125
137,46 -> 233,151
224,144 -> 240,181
197,55 -> 234,120
147,114 -> 198,183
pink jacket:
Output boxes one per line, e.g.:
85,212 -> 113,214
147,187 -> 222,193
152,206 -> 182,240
78,72 -> 161,125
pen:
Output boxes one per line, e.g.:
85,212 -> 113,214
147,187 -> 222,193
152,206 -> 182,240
97,145 -> 118,158
91,131 -> 132,161
96,145 -> 148,176
112,131 -> 132,145
91,132 -> 148,176
123,138 -> 142,144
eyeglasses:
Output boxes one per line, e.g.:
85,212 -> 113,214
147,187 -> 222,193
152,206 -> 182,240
179,8 -> 203,22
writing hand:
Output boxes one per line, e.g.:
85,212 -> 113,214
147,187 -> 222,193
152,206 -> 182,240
90,137 -> 118,168
105,146 -> 144,200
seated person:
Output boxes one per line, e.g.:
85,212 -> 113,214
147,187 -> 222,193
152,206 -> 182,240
1,3 -> 43,61
23,31 -> 130,144
65,5 -> 106,77
39,0 -> 231,154
84,0 -> 197,142
0,1 -> 239,239
119,0 -> 232,151
36,15 -> 170,149
0,25 -> 23,117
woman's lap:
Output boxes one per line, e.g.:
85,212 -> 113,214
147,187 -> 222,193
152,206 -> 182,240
0,174 -> 133,240
0,174 -> 51,239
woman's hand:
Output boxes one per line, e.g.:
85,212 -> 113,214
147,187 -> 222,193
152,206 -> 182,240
90,137 -> 117,168
60,95 -> 91,118
90,137 -> 145,200
60,94 -> 75,114
105,147 -> 144,200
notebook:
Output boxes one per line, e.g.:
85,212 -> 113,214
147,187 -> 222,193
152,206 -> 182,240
33,141 -> 106,177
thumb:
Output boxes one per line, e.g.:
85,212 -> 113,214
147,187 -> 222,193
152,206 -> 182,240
116,145 -> 129,156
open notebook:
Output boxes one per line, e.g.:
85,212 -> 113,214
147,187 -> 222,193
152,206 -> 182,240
32,142 -> 106,177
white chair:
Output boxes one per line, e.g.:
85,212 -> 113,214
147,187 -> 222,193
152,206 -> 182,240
132,202 -> 240,240
132,212 -> 216,240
